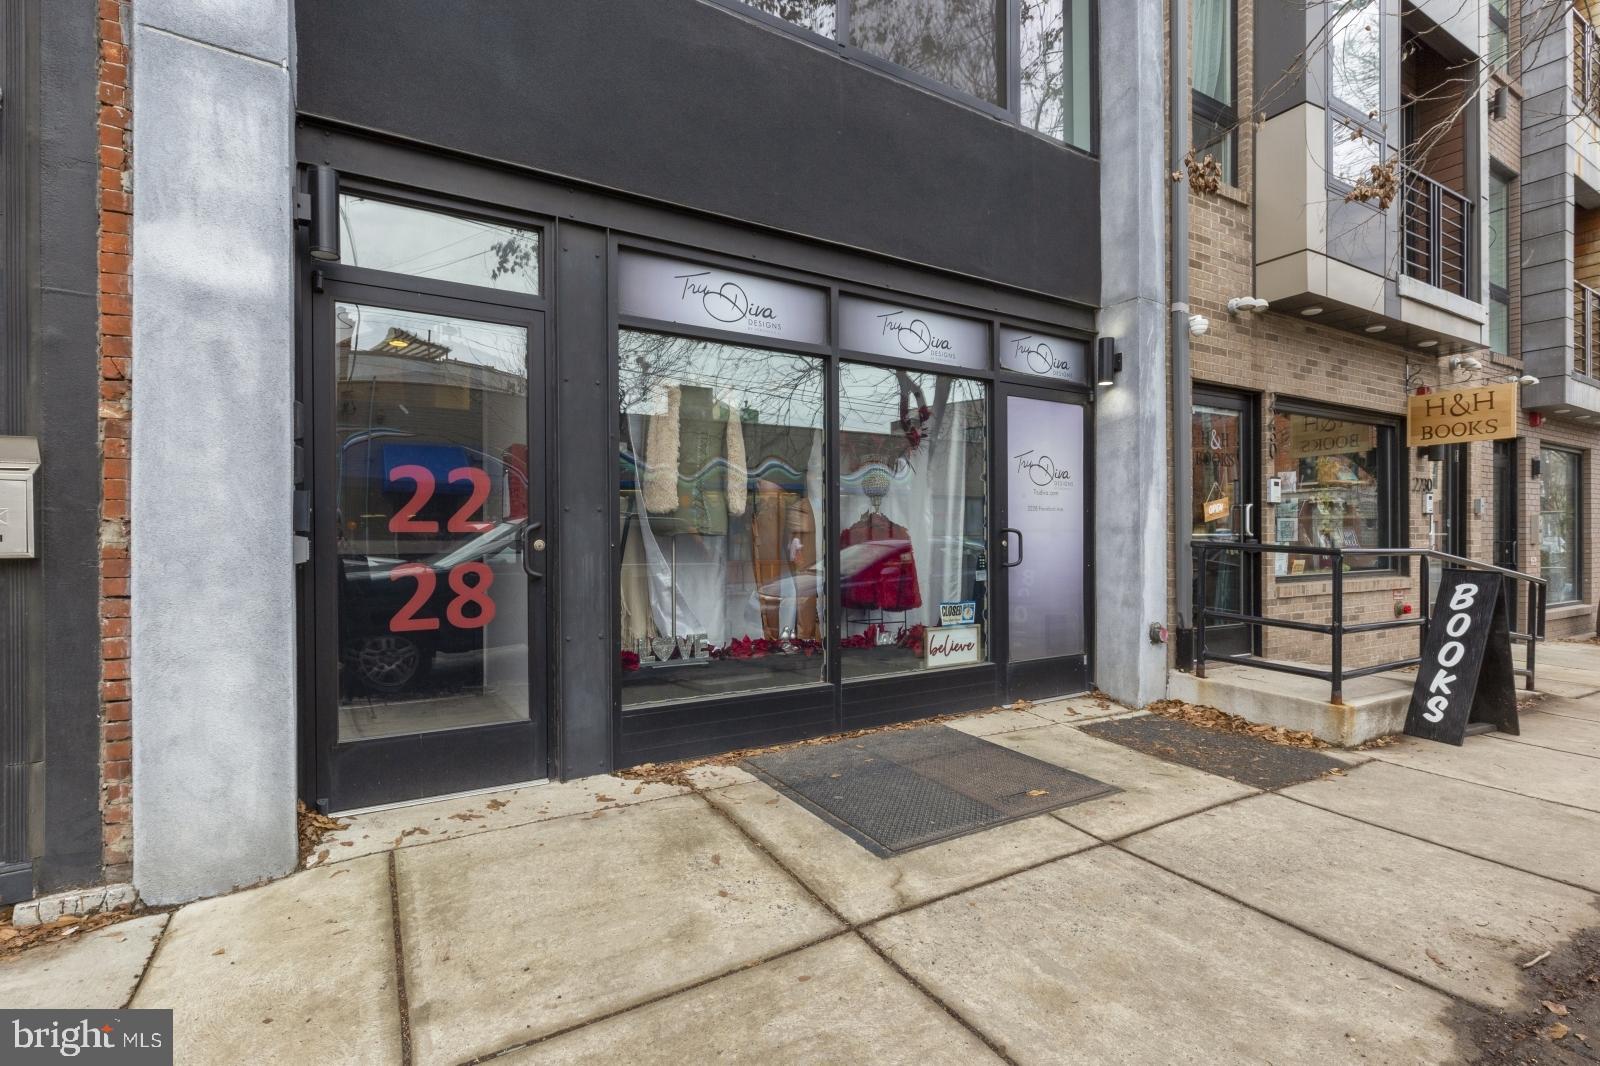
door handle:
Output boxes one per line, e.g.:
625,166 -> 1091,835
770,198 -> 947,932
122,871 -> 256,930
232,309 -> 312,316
1001,527 -> 1024,568
1240,503 -> 1255,539
522,520 -> 545,580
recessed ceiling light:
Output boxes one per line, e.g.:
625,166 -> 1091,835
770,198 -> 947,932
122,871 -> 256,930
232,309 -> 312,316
1301,306 -> 1324,316
1365,324 -> 1387,333
1417,339 -> 1438,348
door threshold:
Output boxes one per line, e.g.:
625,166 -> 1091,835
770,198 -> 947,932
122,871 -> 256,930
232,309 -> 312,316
333,778 -> 551,818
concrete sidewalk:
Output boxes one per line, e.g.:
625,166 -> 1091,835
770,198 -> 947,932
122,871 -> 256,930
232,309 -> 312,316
5,668 -> 1600,1064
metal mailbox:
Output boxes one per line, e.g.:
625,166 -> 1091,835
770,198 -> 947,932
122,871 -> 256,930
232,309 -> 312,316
0,436 -> 40,559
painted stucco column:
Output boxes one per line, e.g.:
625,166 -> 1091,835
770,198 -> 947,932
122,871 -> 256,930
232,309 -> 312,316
131,0 -> 297,903
1094,0 -> 1170,708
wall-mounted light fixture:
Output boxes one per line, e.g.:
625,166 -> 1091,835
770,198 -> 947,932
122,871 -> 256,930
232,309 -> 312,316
1096,337 -> 1122,387
299,165 -> 341,262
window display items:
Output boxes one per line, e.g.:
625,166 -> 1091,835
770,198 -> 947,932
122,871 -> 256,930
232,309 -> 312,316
618,330 -> 826,706
838,363 -> 989,678
1270,412 -> 1388,576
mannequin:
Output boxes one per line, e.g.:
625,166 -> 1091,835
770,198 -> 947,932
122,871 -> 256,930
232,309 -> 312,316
643,384 -> 746,535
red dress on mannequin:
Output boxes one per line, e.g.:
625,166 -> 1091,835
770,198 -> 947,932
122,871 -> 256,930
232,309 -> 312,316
839,512 -> 921,611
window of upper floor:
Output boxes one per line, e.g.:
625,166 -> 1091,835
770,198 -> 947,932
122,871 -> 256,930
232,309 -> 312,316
1192,0 -> 1237,185
719,0 -> 1095,152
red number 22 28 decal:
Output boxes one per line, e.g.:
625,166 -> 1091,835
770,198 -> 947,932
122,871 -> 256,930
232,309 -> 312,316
386,465 -> 495,534
389,562 -> 497,632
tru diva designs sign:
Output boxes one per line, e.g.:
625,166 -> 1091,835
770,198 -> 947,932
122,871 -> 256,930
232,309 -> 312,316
1406,384 -> 1518,447
838,295 -> 989,370
617,250 -> 828,344
997,327 -> 1089,384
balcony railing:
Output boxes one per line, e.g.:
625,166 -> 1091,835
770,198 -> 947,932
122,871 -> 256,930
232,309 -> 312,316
1576,11 -> 1600,118
1400,165 -> 1471,298
1577,282 -> 1600,377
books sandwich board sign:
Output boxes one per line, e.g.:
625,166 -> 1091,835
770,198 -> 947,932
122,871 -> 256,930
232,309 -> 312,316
1405,570 -> 1520,745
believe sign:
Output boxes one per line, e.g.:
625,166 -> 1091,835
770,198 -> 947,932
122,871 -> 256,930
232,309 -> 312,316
1404,570 -> 1520,745
1406,384 -> 1517,447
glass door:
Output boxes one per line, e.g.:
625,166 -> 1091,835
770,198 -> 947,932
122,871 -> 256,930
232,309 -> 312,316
312,281 -> 547,811
998,386 -> 1089,699
1192,390 -> 1258,658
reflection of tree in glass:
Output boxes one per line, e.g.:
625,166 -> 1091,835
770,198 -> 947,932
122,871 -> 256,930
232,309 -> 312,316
848,0 -> 1001,104
1329,0 -> 1381,117
744,0 -> 837,35
1018,0 -> 1064,138
489,233 -> 539,288
618,331 -> 823,431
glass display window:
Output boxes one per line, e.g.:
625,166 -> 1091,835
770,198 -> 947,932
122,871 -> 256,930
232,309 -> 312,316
1540,447 -> 1582,604
1270,409 -> 1396,576
617,329 -> 827,705
838,363 -> 989,678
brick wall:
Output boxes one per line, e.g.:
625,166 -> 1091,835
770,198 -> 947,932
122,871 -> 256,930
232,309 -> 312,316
97,0 -> 132,882
1171,0 -> 1563,671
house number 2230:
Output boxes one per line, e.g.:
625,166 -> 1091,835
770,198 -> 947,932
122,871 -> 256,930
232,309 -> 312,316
385,465 -> 497,633
1422,582 -> 1479,723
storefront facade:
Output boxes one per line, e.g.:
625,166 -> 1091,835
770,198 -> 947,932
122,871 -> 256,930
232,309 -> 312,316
0,0 -> 1176,908
297,138 -> 1098,810
8,0 -> 1175,906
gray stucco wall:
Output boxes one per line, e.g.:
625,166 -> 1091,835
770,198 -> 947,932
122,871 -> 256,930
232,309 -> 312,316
130,0 -> 297,904
1095,0 -> 1170,708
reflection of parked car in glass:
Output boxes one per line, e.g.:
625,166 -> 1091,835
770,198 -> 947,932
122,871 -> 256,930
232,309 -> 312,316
340,519 -> 526,694
755,537 -> 987,616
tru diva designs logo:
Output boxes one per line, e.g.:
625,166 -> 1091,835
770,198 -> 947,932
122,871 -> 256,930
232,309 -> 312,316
674,271 -> 778,327
877,311 -> 952,356
1014,450 -> 1074,488
1011,336 -> 1073,375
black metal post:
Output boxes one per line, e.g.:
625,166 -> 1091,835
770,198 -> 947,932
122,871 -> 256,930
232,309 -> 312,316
1330,557 -> 1344,703
1526,581 -> 1540,691
1418,554 -> 1430,663
1195,542 -> 1208,678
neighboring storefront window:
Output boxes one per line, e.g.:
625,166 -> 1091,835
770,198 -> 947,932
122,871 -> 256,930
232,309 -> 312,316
1271,409 -> 1395,575
337,195 -> 540,294
1540,447 -> 1582,604
850,0 -> 1002,104
839,363 -> 989,677
618,330 -> 827,705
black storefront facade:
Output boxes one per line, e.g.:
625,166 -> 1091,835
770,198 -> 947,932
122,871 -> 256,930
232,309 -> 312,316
294,0 -> 1104,813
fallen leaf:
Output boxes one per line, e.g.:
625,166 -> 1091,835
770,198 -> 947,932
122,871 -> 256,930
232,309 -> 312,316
1026,789 -> 1050,797
717,889 -> 729,898
0,929 -> 19,942
1544,1001 -> 1570,1017
212,948 -> 226,956
448,812 -> 485,823
1424,948 -> 1448,970
595,794 -> 616,803
1548,1022 -> 1570,1041
797,975 -> 812,982
710,853 -> 722,866
485,798 -> 509,811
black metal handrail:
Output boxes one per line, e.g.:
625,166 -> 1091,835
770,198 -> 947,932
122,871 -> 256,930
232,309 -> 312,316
1193,542 -> 1547,703
1400,165 -> 1471,298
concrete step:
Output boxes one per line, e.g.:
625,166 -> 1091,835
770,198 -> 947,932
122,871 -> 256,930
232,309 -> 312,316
1168,663 -> 1545,747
